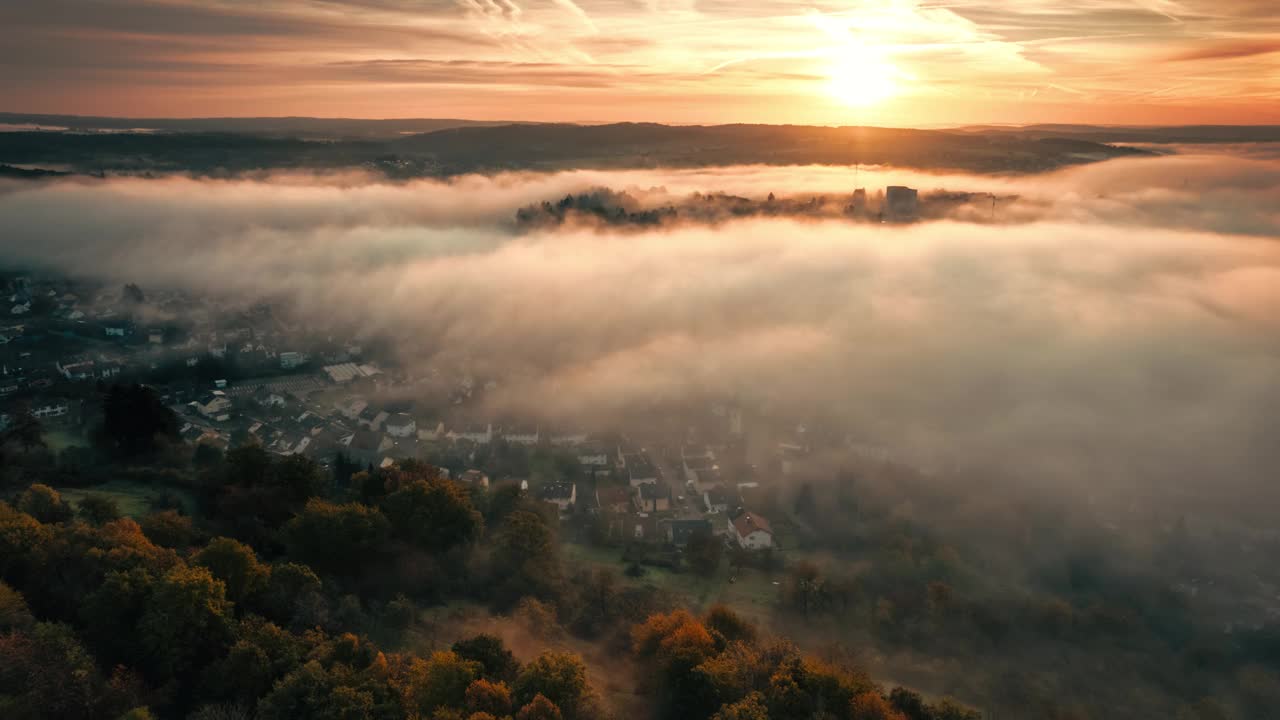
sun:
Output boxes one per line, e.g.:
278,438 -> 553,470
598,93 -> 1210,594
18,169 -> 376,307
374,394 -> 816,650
826,44 -> 902,107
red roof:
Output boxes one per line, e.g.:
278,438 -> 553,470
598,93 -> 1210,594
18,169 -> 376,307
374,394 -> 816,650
732,512 -> 772,537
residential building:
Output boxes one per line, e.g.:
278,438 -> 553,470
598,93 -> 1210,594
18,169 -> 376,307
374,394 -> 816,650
730,511 -> 774,550
664,518 -> 712,547
636,481 -> 672,513
385,413 -> 417,438
539,481 -> 577,513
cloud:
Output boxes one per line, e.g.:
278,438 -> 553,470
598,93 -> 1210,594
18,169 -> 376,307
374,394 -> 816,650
1,151 -> 1278,498
1166,39 -> 1280,62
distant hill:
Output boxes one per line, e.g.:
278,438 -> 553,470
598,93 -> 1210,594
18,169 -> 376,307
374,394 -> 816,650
393,122 -> 1147,173
0,112 -> 517,139
952,123 -> 1280,144
0,119 -> 1152,177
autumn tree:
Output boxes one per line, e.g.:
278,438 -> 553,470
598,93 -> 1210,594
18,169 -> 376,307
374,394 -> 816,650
711,691 -> 769,720
381,478 -> 482,553
76,493 -> 122,525
516,694 -> 564,720
17,483 -> 73,524
139,509 -> 195,549
466,677 -> 514,716
453,633 -> 520,683
491,510 -> 560,606
138,565 -> 235,681
283,499 -> 390,576
194,536 -> 270,605
513,651 -> 590,720
404,650 -> 482,716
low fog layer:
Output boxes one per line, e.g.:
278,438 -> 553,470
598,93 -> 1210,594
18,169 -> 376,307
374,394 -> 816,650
2,150 -> 1278,498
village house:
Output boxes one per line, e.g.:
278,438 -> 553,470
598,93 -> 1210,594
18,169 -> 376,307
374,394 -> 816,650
635,481 -> 673,513
626,454 -> 660,487
344,430 -> 394,467
190,391 -> 232,421
502,424 -> 539,446
576,443 -> 611,467
31,400 -> 70,420
595,484 -> 633,514
730,511 -> 774,550
459,469 -> 490,489
449,422 -> 492,444
703,484 -> 736,514
664,518 -> 713,547
538,481 -> 577,513
55,355 -> 96,381
335,397 -> 368,420
384,413 -> 417,438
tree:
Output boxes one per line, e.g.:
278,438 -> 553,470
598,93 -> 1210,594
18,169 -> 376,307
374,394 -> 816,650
256,561 -> 323,625
202,617 -> 305,705
466,678 -> 513,716
77,493 -> 122,525
194,536 -> 269,604
491,510 -> 560,605
405,650 -> 482,715
381,478 -> 482,553
0,502 -> 51,581
686,528 -> 723,575
284,500 -> 390,576
138,565 -> 235,681
453,634 -> 520,683
17,484 -> 73,524
711,691 -> 769,720
851,691 -> 908,720
1,411 -> 44,453
705,604 -> 757,645
513,651 -> 589,719
0,581 -> 33,631
139,510 -> 195,549
98,384 -> 179,458
0,622 -> 105,719
516,694 -> 563,720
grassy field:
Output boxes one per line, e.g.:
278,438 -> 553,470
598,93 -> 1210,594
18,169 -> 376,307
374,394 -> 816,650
57,479 -> 195,518
43,427 -> 86,451
561,541 -> 780,624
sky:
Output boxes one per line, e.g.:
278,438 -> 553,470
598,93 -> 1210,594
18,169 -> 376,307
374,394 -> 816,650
1,0 -> 1278,127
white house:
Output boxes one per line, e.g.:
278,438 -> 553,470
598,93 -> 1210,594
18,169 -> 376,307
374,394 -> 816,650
538,481 -> 577,513
503,424 -> 539,446
730,512 -> 774,550
191,391 -> 232,419
449,422 -> 492,444
335,397 -> 368,420
385,413 -> 417,438
56,357 -> 96,381
31,402 -> 69,419
576,444 -> 611,467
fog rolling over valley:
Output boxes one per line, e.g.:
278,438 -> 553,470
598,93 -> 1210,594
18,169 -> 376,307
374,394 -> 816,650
2,133 -> 1280,720
3,148 -> 1278,497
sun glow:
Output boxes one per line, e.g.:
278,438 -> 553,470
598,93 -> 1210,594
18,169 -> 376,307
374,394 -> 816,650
826,44 -> 903,107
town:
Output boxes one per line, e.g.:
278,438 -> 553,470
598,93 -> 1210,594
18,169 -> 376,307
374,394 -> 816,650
0,268 -> 902,568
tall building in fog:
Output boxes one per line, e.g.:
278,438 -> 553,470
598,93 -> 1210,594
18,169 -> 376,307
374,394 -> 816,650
847,188 -> 867,217
885,185 -> 918,221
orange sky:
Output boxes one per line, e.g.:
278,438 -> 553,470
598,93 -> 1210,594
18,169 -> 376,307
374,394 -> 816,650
2,0 -> 1278,125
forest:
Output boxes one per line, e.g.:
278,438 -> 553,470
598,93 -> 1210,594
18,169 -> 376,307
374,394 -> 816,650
0,384 -> 980,720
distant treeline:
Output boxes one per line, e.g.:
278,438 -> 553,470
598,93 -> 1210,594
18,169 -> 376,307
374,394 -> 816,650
0,122 -> 1150,177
